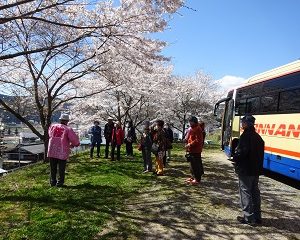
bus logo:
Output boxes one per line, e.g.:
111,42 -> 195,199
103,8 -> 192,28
255,123 -> 300,138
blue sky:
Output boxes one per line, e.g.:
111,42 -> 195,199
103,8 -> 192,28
156,0 -> 300,90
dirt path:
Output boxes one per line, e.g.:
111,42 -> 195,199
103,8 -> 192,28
97,151 -> 300,240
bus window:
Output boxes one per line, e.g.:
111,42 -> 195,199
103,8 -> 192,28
235,98 -> 246,116
237,84 -> 262,99
246,97 -> 260,114
263,72 -> 300,93
261,94 -> 278,113
279,88 -> 300,112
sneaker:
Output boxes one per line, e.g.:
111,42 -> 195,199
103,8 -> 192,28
237,216 -> 256,226
142,170 -> 149,173
185,177 -> 194,183
189,179 -> 200,185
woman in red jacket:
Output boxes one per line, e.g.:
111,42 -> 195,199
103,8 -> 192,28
185,116 -> 204,185
111,121 -> 124,161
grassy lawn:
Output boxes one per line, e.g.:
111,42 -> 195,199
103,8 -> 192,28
1,142 -> 299,240
0,143 -> 220,240
0,147 -> 149,240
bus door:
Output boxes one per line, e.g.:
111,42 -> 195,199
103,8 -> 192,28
221,99 -> 235,157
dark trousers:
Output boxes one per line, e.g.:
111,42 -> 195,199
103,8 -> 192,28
142,148 -> 152,171
189,153 -> 204,182
49,158 -> 67,186
111,144 -> 121,161
90,141 -> 101,158
126,142 -> 133,156
105,139 -> 111,158
238,175 -> 261,222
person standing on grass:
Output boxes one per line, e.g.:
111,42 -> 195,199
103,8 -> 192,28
104,117 -> 114,159
185,116 -> 204,185
152,120 -> 167,176
111,121 -> 124,161
125,120 -> 136,157
47,113 -> 80,187
140,126 -> 153,173
233,114 -> 264,226
89,120 -> 102,159
163,122 -> 174,166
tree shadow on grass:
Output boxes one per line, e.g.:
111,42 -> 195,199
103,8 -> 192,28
98,153 -> 300,239
0,182 -> 137,240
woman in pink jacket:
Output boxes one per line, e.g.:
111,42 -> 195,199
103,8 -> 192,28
111,121 -> 124,161
47,113 -> 80,187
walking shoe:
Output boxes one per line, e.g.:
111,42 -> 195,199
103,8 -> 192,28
189,179 -> 200,185
185,177 -> 194,183
237,216 -> 256,226
255,219 -> 262,225
142,170 -> 149,173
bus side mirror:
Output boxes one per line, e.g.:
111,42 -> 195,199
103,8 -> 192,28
214,103 -> 219,116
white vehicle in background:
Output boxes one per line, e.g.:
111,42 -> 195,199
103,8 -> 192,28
214,60 -> 300,182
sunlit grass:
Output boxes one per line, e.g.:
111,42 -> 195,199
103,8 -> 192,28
0,142 -> 222,239
0,148 -> 152,240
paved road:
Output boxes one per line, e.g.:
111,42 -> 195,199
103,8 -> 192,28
97,151 -> 300,240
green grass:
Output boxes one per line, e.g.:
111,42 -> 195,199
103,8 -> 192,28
0,148 -> 153,240
206,130 -> 221,144
0,142 -> 222,240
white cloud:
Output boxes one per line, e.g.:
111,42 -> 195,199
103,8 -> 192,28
217,75 -> 246,92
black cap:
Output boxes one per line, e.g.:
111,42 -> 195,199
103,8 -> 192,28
241,115 -> 255,126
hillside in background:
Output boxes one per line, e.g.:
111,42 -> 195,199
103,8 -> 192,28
0,94 -> 68,124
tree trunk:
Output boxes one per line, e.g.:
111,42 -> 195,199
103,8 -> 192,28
181,113 -> 186,141
43,123 -> 50,163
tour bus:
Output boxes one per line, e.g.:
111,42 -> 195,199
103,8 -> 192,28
214,60 -> 300,182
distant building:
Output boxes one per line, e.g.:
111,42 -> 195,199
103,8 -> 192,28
6,143 -> 44,161
19,132 -> 41,143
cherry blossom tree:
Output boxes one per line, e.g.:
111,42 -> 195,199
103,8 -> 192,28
160,71 -> 221,139
0,0 -> 184,60
71,63 -> 172,129
0,0 -> 184,158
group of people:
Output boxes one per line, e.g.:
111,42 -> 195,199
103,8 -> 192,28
46,114 -> 206,185
89,118 -> 137,161
47,112 -> 265,227
139,120 -> 174,176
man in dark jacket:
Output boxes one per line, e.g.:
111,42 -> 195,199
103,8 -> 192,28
125,120 -> 136,157
233,114 -> 264,226
104,117 -> 114,159
89,120 -> 102,158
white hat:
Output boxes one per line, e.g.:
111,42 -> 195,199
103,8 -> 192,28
59,113 -> 70,121
107,117 -> 113,120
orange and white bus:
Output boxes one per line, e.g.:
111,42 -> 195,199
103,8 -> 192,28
214,60 -> 300,181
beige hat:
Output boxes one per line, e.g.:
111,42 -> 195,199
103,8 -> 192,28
59,113 -> 70,121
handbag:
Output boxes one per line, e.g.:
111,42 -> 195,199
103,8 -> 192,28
151,143 -> 159,154
185,153 -> 194,162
